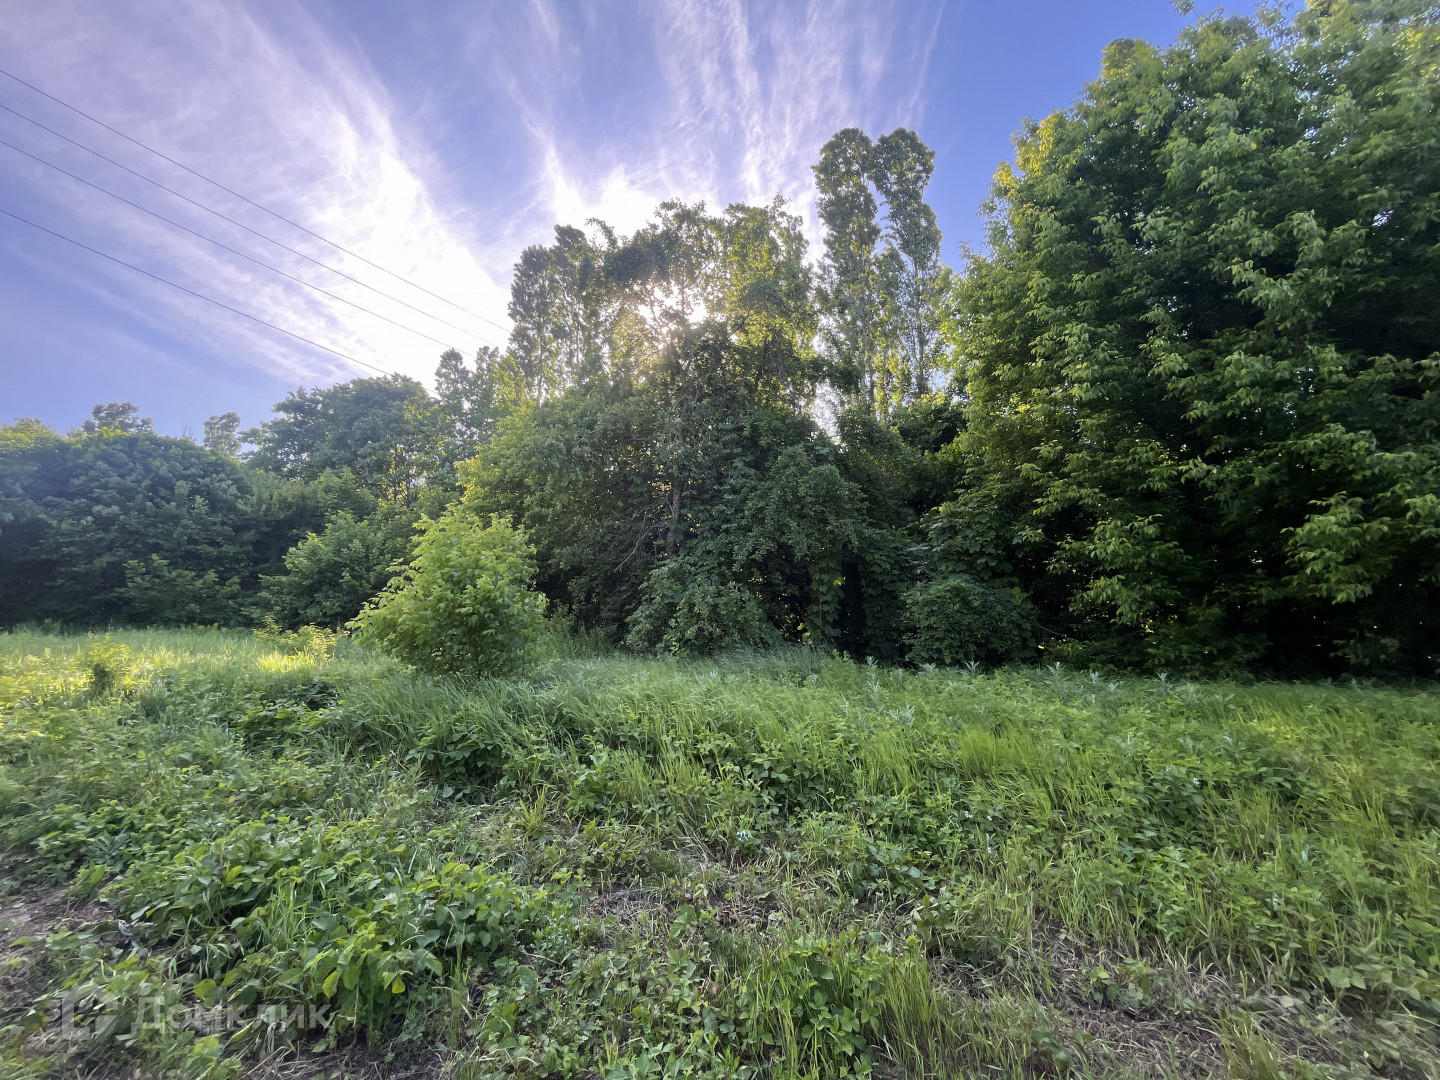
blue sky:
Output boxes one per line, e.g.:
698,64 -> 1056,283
0,0 -> 1189,436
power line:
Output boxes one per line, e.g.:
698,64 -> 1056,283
0,100 -> 501,349
0,205 -> 394,376
0,65 -> 512,337
0,135 -> 463,354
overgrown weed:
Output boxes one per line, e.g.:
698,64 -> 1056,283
0,630 -> 1436,1076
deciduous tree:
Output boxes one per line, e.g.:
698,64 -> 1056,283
949,0 -> 1440,673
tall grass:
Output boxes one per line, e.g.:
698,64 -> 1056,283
0,629 -> 1437,1077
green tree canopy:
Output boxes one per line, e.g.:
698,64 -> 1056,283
815,127 -> 951,417
9,14 -> 1435,679
78,402 -> 154,435
256,505 -> 417,630
244,376 -> 447,505
436,346 -> 508,461
948,0 -> 1440,673
203,411 -> 243,456
467,199 -> 887,652
0,424 -> 261,626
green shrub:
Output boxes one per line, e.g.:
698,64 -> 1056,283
729,931 -> 944,1078
255,507 -> 418,629
350,511 -> 544,678
76,636 -> 134,698
626,556 -> 780,655
904,573 -> 1031,666
120,816 -> 550,1039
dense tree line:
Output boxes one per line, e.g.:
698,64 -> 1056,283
951,0 -> 1440,673
1,0 -> 1435,675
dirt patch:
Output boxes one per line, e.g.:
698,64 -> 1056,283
1032,929 -> 1230,1077
1051,996 -> 1226,1078
241,1043 -> 446,1080
926,925 -> 1427,1080
0,886 -> 109,1017
584,887 -> 670,927
710,889 -> 777,931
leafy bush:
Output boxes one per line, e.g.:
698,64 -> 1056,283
256,507 -> 418,629
904,573 -> 1031,666
351,511 -> 544,678
0,428 -> 257,628
121,816 -> 551,1039
626,555 -> 780,655
76,636 -> 134,698
731,932 -> 889,1076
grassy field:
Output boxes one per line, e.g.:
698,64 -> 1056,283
0,629 -> 1437,1079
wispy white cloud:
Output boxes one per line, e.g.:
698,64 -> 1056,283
0,0 -> 510,386
0,0 -> 942,395
460,0 -> 943,248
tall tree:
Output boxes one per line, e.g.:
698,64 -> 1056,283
469,199 -> 867,651
244,376 -> 446,505
435,346 -> 513,462
872,129 -> 949,400
948,0 -> 1440,674
203,412 -> 242,456
814,129 -> 888,412
506,224 -> 619,403
814,128 -> 950,417
78,402 -> 153,435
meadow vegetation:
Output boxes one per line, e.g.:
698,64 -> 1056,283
0,628 -> 1437,1078
0,4 -> 1437,1076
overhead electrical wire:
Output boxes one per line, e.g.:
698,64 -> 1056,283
0,99 -> 501,349
0,135 -> 465,354
0,205 -> 394,376
0,65 -> 512,338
